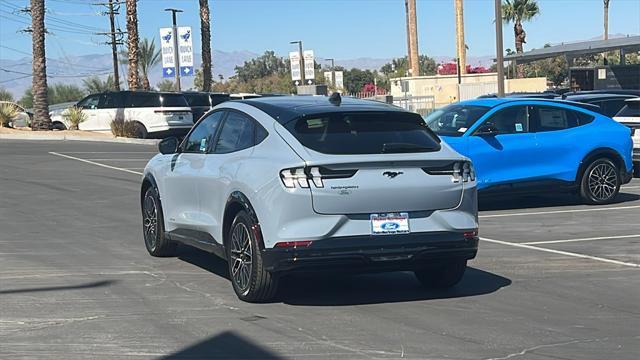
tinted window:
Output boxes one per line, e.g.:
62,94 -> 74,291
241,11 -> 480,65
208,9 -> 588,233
124,93 -> 188,108
98,93 -> 122,109
532,106 -> 578,132
77,95 -> 100,110
182,111 -> 225,153
286,111 -> 441,155
184,93 -> 211,107
576,111 -> 595,125
426,105 -> 491,137
601,99 -> 628,117
210,94 -> 230,106
214,112 -> 256,153
616,101 -> 640,117
482,106 -> 529,134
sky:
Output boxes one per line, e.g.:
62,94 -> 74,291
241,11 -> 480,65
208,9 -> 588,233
0,0 -> 639,62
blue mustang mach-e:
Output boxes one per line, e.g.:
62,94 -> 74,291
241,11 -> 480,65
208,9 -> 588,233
426,98 -> 634,204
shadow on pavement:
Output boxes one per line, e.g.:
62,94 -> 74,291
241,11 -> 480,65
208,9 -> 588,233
479,192 -> 640,211
160,331 -> 282,359
278,267 -> 511,306
0,280 -> 116,295
178,246 -> 230,281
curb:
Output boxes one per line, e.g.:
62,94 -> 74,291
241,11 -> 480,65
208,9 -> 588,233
0,134 -> 160,145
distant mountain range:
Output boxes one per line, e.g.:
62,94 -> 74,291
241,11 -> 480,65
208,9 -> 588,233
0,49 -> 494,99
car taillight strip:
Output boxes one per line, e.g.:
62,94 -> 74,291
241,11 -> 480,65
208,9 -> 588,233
279,166 -> 357,189
423,161 -> 475,183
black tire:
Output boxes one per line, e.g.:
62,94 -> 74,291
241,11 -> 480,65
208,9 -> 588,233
133,122 -> 148,139
414,259 -> 467,289
579,158 -> 620,205
142,186 -> 176,257
226,211 -> 278,302
51,122 -> 66,131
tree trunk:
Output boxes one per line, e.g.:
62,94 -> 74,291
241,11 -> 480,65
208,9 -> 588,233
142,76 -> 150,91
199,0 -> 212,92
454,0 -> 466,75
30,0 -> 51,131
126,0 -> 140,90
407,0 -> 419,77
514,20 -> 526,78
404,0 -> 412,74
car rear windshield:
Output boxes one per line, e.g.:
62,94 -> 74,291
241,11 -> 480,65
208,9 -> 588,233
284,111 -> 441,155
616,101 -> 640,117
425,104 -> 491,137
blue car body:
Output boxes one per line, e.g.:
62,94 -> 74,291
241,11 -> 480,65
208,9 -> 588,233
428,98 -> 633,192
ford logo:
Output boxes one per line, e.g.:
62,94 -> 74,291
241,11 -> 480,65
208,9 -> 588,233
381,222 -> 400,230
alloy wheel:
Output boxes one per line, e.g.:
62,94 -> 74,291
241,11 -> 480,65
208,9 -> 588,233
588,163 -> 618,201
143,194 -> 158,251
230,222 -> 253,294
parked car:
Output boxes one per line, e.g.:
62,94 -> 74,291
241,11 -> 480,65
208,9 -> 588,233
183,92 -> 230,123
426,98 -> 634,204
141,95 -> 479,302
560,93 -> 638,118
51,91 -> 193,138
613,97 -> 640,177
0,101 -> 32,127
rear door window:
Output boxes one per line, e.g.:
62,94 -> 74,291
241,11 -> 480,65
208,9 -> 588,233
98,93 -> 122,109
531,106 -> 578,132
213,111 -> 257,153
285,111 -> 441,155
184,93 -> 210,107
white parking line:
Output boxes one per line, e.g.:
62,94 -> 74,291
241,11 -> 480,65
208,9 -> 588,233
480,237 -> 640,268
61,152 -> 157,154
86,158 -> 151,161
522,234 -> 640,245
479,205 -> 640,219
49,152 -> 143,176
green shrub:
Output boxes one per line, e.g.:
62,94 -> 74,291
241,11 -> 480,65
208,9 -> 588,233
0,102 -> 18,127
110,118 -> 138,137
62,106 -> 87,130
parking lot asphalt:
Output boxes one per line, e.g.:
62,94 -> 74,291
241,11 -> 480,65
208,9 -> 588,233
1,140 -> 639,360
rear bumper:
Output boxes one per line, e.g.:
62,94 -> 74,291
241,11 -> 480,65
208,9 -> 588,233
261,231 -> 478,273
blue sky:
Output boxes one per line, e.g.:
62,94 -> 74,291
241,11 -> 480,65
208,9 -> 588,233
0,0 -> 639,62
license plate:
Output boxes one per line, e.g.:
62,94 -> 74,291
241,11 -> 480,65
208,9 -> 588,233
370,213 -> 410,235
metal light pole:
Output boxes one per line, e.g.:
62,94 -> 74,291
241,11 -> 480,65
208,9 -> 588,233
494,0 -> 505,97
290,40 -> 305,85
165,8 -> 183,91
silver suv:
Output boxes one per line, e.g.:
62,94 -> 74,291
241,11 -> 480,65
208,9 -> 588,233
141,95 -> 479,302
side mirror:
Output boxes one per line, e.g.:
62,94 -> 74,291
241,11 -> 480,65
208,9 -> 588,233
476,122 -> 499,136
159,136 -> 179,155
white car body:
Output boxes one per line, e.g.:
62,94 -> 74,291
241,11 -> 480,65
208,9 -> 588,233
50,91 -> 193,136
613,97 -> 640,175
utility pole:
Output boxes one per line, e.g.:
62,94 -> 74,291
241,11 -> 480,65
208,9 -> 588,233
96,1 -> 124,91
290,40 -> 305,85
407,0 -> 419,77
165,8 -> 183,91
454,0 -> 466,75
404,0 -> 412,72
494,0 -> 505,97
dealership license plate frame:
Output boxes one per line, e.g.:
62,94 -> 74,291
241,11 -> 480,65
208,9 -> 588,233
370,212 -> 410,235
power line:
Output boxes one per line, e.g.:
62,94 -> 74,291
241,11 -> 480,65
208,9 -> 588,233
0,45 -> 109,71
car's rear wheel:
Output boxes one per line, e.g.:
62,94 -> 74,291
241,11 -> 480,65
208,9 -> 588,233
226,211 -> 278,302
133,122 -> 148,139
414,259 -> 467,289
51,122 -> 66,131
580,158 -> 620,205
142,186 -> 176,256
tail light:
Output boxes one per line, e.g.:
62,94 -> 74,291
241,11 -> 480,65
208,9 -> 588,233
280,166 -> 357,189
423,161 -> 475,183
463,229 -> 478,239
274,240 -> 313,248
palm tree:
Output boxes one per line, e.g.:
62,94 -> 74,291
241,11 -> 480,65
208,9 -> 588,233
199,0 -> 213,91
502,0 -> 540,78
454,0 -> 466,75
83,75 -> 118,94
30,0 -> 51,131
603,0 -> 610,40
138,38 -> 161,90
126,0 -> 140,90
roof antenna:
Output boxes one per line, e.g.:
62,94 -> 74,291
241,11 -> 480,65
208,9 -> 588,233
329,92 -> 341,106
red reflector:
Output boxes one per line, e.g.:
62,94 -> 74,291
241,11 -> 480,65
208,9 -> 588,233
463,230 -> 478,238
274,240 -> 313,248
